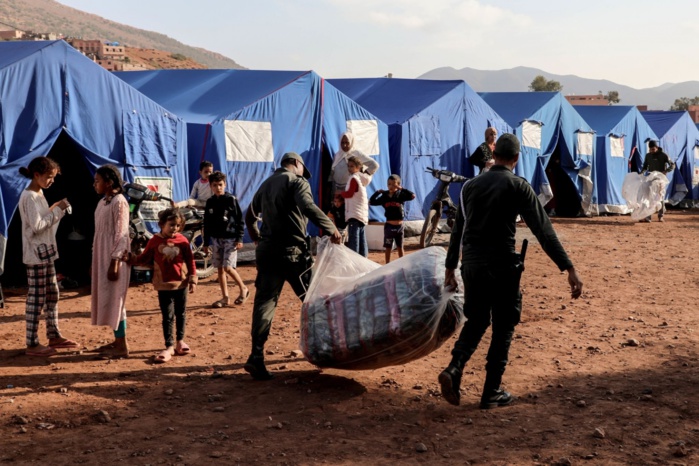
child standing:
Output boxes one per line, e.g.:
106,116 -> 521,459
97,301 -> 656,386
203,171 -> 248,307
340,156 -> 370,257
90,165 -> 131,359
127,208 -> 197,363
327,194 -> 347,243
18,156 -> 79,356
369,174 -> 416,263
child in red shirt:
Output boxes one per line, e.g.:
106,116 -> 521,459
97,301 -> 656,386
127,208 -> 197,363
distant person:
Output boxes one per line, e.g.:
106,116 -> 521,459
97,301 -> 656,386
329,131 -> 379,195
203,171 -> 248,308
327,194 -> 347,243
640,141 -> 675,222
126,208 -> 197,364
469,127 -> 497,174
438,134 -> 583,409
339,156 -> 370,257
90,165 -> 131,359
18,156 -> 79,357
369,174 -> 415,263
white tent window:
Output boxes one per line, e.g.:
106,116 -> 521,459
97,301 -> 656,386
694,145 -> 699,161
610,135 -> 625,158
577,132 -> 594,156
224,120 -> 274,162
522,121 -> 542,149
347,120 -> 379,156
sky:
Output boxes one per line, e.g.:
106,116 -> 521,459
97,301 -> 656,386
56,0 -> 698,90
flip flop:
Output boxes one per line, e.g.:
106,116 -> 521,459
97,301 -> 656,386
154,348 -> 173,364
26,346 -> 57,357
174,342 -> 190,356
234,288 -> 250,305
49,338 -> 81,349
212,297 -> 230,308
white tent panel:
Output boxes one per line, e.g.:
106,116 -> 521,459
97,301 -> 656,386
347,119 -> 379,156
224,120 -> 274,162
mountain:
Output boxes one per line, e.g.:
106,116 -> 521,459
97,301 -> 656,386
0,0 -> 243,69
419,66 -> 699,110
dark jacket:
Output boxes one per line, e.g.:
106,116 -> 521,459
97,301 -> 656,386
469,142 -> 493,171
642,150 -> 675,174
204,193 -> 244,244
446,165 -> 573,271
369,188 -> 415,221
245,167 -> 337,255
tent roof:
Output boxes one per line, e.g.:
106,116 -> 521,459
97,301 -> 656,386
0,40 -> 54,69
640,111 -> 686,138
478,92 -> 559,127
115,69 -> 312,123
574,105 -> 637,134
328,78 -> 465,123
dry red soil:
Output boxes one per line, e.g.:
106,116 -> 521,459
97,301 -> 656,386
1,211 -> 698,465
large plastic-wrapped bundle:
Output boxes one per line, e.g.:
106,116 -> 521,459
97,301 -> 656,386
622,172 -> 669,220
300,240 -> 464,370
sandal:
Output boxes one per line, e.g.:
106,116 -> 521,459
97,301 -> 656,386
234,288 -> 250,305
26,345 -> 57,357
174,341 -> 190,356
212,297 -> 230,308
49,338 -> 81,349
154,348 -> 174,364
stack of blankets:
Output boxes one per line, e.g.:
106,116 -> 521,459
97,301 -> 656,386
300,246 -> 464,370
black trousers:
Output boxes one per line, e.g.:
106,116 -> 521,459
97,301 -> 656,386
452,256 -> 523,391
157,288 -> 188,348
250,247 -> 313,352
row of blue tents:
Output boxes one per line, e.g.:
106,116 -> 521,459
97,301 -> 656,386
2,40 -> 699,273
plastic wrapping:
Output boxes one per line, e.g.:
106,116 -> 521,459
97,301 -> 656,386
300,239 -> 465,370
622,172 -> 669,220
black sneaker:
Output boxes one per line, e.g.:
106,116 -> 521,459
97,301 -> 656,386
438,366 -> 462,406
244,354 -> 274,381
480,389 -> 514,409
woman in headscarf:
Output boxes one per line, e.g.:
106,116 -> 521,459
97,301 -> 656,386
469,127 -> 497,174
329,131 -> 379,195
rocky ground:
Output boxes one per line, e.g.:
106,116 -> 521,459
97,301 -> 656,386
1,210 -> 698,465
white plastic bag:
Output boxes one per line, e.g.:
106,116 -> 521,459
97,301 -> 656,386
622,172 -> 669,220
300,239 -> 465,370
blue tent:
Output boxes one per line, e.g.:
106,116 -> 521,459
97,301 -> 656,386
115,69 -> 392,223
574,106 -> 658,214
0,40 -> 188,274
480,92 -> 595,216
328,78 -> 512,221
641,111 -> 699,204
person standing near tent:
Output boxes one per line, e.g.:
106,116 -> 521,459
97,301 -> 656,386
438,134 -> 583,409
244,152 -> 342,380
18,156 -> 80,357
640,141 -> 675,222
469,127 -> 497,174
90,165 -> 131,359
329,131 -> 379,195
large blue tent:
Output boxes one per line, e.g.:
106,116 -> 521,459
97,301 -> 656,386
329,78 -> 512,221
480,92 -> 595,216
0,40 -> 188,274
115,69 -> 392,223
574,106 -> 658,214
641,111 -> 699,204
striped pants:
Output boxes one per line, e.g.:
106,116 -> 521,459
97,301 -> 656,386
25,262 -> 61,347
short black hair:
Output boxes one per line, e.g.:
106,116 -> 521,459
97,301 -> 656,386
209,170 -> 226,184
388,174 -> 401,184
199,161 -> 214,171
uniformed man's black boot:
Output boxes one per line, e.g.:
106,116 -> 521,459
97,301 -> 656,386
244,345 -> 274,381
479,372 -> 513,409
439,353 -> 468,406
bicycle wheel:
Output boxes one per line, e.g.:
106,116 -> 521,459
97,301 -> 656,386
419,208 -> 441,248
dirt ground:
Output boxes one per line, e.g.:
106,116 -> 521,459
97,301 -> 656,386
1,210 -> 699,465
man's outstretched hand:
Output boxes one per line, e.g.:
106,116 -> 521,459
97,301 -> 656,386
567,267 -> 583,299
330,230 -> 343,244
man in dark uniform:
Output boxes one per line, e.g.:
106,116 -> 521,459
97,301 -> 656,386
640,141 -> 675,222
244,152 -> 342,380
438,134 -> 583,409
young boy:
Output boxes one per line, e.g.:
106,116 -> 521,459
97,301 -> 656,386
369,174 -> 415,263
190,161 -> 214,205
203,171 -> 248,308
127,208 -> 197,363
327,194 -> 347,243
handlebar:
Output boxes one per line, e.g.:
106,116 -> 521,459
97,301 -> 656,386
425,167 -> 468,183
124,183 -> 172,203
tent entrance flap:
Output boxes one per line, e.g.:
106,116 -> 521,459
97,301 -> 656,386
544,148 -> 583,217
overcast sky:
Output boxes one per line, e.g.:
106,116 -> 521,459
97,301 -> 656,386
57,0 -> 696,90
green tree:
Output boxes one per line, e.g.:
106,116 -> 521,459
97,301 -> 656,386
604,90 -> 621,104
529,75 -> 563,92
670,96 -> 699,111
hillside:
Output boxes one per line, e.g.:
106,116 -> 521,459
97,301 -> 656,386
0,0 -> 244,70
419,66 -> 699,110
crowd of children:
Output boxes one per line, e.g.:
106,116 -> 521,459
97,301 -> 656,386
16,131 -> 417,363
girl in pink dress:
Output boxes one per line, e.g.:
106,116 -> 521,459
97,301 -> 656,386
90,165 -> 131,358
